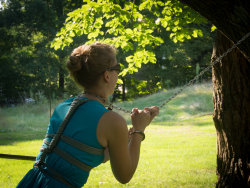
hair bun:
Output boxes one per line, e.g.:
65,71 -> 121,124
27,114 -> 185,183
67,56 -> 82,72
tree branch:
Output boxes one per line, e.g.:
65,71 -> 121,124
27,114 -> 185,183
179,0 -> 250,60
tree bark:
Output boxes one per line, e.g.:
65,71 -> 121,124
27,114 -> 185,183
178,0 -> 250,187
212,31 -> 250,187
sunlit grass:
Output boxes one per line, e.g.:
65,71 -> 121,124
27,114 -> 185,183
85,116 -> 217,188
0,116 -> 216,188
114,82 -> 213,123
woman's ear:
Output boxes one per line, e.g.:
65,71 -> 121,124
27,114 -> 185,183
103,71 -> 110,83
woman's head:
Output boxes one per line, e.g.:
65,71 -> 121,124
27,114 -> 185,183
66,42 -> 117,90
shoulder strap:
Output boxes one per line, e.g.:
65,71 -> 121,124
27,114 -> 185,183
36,98 -> 89,166
45,134 -> 104,155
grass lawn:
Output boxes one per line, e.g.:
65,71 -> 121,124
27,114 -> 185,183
0,115 -> 217,188
0,83 -> 217,187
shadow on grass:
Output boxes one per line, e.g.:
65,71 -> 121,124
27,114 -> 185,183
0,130 -> 45,146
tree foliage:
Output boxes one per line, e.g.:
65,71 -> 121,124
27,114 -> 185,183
0,0 -> 82,105
52,0 -> 207,77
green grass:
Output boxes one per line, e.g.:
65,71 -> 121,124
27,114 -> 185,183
86,116 -> 216,188
0,82 -> 217,187
114,82 -> 213,123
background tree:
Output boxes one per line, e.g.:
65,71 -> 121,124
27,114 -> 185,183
0,0 -> 83,105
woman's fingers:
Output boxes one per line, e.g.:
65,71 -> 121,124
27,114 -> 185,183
151,106 -> 160,116
143,106 -> 160,121
144,106 -> 159,115
131,108 -> 152,131
131,108 -> 139,115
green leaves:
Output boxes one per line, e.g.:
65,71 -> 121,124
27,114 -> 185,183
192,29 -> 203,38
211,25 -> 217,32
51,0 -> 207,76
121,49 -> 156,76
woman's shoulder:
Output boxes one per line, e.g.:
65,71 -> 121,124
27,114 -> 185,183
100,110 -> 127,129
55,97 -> 75,108
97,110 -> 128,147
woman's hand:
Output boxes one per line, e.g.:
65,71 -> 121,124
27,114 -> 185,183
131,106 -> 159,132
131,108 -> 151,132
144,106 -> 160,121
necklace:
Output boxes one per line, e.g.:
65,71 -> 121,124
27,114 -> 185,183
82,92 -> 106,104
83,92 -> 114,110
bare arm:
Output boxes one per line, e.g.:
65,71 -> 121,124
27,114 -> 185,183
98,107 -> 159,184
104,112 -> 139,184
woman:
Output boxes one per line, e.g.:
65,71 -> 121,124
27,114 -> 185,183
17,42 -> 159,188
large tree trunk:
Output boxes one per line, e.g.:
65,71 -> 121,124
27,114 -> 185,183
212,31 -> 250,187
178,0 -> 250,187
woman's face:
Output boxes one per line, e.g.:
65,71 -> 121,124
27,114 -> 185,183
109,63 -> 119,93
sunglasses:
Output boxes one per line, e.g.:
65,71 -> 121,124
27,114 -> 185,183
106,63 -> 121,73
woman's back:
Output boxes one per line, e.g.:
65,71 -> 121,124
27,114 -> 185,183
18,97 -> 108,188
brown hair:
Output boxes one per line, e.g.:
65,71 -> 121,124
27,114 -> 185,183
66,42 -> 116,90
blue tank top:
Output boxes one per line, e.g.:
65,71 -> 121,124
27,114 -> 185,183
35,97 -> 108,187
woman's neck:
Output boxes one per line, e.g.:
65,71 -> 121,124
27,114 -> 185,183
83,91 -> 107,105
